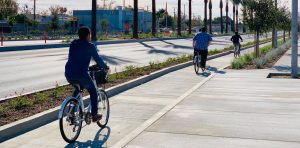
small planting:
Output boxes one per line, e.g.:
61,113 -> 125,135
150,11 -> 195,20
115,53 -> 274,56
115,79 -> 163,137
9,96 -> 33,110
231,39 -> 291,69
34,92 -> 49,104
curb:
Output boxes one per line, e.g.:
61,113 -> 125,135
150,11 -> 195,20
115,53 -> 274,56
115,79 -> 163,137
0,37 -> 191,52
0,41 -> 269,142
0,48 -> 230,142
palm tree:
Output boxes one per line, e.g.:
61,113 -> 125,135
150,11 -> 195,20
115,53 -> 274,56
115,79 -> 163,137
133,0 -> 138,39
220,0 -> 224,34
152,0 -> 156,36
92,0 -> 97,41
231,0 -> 241,32
209,0 -> 212,34
226,0 -> 229,33
204,0 -> 208,28
178,0 -> 182,36
188,0 -> 192,34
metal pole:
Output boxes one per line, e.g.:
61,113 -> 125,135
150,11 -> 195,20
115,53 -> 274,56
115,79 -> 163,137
291,0 -> 298,78
34,0 -> 36,21
92,0 -> 97,41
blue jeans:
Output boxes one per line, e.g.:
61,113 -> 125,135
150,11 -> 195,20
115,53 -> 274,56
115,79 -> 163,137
67,75 -> 98,116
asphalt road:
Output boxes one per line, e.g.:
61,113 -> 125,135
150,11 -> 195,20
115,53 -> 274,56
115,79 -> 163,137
0,34 -> 265,99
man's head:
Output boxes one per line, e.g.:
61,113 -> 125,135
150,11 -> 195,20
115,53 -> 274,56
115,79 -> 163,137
201,27 -> 207,32
235,32 -> 239,35
78,26 -> 91,42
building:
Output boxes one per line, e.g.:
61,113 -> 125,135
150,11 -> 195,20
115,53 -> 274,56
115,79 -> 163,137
73,7 -> 152,33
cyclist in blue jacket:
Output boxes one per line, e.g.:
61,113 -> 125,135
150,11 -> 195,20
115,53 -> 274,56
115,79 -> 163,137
65,26 -> 109,122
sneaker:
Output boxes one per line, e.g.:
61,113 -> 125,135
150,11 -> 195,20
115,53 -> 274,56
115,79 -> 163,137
92,114 -> 102,122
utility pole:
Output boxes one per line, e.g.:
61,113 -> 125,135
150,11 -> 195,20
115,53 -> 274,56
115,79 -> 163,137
188,0 -> 192,34
92,0 -> 97,41
178,0 -> 182,36
123,0 -> 125,8
291,0 -> 298,78
33,0 -> 36,20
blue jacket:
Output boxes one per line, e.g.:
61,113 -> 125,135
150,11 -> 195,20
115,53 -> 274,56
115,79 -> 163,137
193,32 -> 212,50
65,39 -> 108,79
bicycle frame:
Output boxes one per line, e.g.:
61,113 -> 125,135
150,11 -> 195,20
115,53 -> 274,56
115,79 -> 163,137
58,71 -> 104,119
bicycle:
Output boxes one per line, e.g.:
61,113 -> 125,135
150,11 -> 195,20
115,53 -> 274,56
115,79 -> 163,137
233,43 -> 241,58
193,51 -> 205,74
58,66 -> 110,143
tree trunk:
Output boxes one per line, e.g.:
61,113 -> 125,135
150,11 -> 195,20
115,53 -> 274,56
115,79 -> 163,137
220,0 -> 223,34
209,0 -> 212,34
289,30 -> 291,39
133,0 -> 138,39
255,30 -> 260,58
225,1 -> 228,33
188,0 -> 192,34
232,5 -> 235,32
283,30 -> 286,43
236,5 -> 238,32
178,0 -> 182,36
152,0 -> 156,36
92,0 -> 97,41
204,0 -> 208,28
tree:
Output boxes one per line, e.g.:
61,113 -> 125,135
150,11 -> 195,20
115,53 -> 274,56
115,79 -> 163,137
225,0 -> 229,33
100,19 -> 108,32
272,0 -> 278,48
152,0 -> 156,36
204,0 -> 208,28
0,0 -> 18,20
133,0 -> 138,39
231,0 -> 241,32
242,0 -> 277,57
220,0 -> 224,34
209,0 -> 212,34
49,6 -> 60,36
178,0 -> 182,36
276,7 -> 291,43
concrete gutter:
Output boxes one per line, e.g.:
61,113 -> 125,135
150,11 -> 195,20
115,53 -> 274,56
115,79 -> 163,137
0,37 -> 191,52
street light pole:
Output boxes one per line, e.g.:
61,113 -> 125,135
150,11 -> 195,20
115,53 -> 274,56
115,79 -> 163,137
92,0 -> 97,41
291,0 -> 298,78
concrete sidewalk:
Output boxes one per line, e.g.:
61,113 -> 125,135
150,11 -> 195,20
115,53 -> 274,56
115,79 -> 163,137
124,43 -> 300,148
2,42 -> 300,148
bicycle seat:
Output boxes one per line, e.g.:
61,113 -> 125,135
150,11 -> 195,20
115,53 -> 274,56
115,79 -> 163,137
68,80 -> 83,91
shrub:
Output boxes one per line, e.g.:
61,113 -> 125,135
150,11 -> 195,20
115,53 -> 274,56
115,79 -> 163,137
34,92 -> 49,104
231,58 -> 245,69
9,96 -> 33,110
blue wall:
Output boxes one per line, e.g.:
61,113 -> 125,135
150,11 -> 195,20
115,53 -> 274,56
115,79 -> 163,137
73,10 -> 152,33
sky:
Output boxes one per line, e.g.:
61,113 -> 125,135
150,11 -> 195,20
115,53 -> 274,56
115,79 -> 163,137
16,0 -> 292,19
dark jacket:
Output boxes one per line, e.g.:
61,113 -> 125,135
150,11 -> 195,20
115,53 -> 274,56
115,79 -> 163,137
231,35 -> 243,44
65,39 -> 108,79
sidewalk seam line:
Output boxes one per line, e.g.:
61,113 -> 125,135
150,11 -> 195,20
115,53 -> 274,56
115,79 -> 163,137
111,65 -> 228,148
143,131 -> 300,144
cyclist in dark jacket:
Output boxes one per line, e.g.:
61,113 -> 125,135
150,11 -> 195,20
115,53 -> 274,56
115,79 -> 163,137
231,32 -> 243,53
65,26 -> 109,122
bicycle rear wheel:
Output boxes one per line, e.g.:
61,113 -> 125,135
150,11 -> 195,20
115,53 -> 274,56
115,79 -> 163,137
97,90 -> 110,128
59,98 -> 83,143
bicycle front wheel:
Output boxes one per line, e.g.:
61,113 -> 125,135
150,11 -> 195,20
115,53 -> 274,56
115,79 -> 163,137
194,56 -> 200,74
59,98 -> 83,143
97,90 -> 110,128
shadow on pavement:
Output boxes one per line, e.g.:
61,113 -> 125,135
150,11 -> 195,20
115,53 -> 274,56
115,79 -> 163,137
102,55 -> 135,65
160,40 -> 193,50
65,126 -> 111,148
207,66 -> 227,74
139,41 -> 179,55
